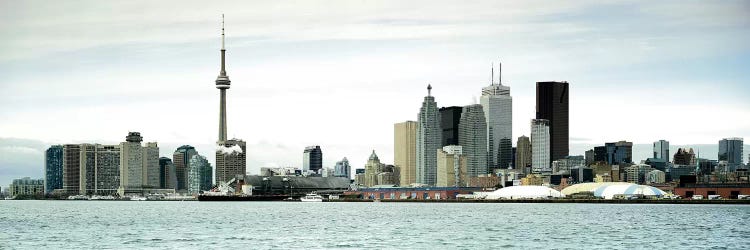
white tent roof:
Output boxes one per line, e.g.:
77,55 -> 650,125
593,184 -> 667,199
483,186 -> 564,199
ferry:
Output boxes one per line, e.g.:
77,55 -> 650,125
300,193 -> 324,202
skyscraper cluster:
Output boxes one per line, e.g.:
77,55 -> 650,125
45,132 -> 165,196
390,63 -> 568,187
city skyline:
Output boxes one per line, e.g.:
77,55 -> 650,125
1,1 -> 749,188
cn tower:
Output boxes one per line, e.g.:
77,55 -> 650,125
216,14 -> 230,143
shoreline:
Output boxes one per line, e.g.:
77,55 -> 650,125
327,199 -> 750,204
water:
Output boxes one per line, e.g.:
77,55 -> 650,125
1,201 -> 749,249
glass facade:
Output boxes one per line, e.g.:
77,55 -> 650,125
44,145 -> 64,194
535,81 -> 569,162
188,154 -> 212,194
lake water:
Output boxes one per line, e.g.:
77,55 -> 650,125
1,201 -> 749,249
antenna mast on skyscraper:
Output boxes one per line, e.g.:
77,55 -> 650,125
491,62 -> 494,85
498,61 -> 502,85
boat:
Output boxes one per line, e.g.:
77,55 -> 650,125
129,196 -> 147,201
89,195 -> 115,200
300,193 -> 324,202
67,195 -> 89,200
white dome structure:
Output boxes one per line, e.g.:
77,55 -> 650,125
593,184 -> 667,199
561,182 -> 630,196
483,186 -> 564,199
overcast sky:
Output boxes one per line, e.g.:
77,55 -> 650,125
1,1 -> 749,188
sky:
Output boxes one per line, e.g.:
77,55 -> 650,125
1,0 -> 749,188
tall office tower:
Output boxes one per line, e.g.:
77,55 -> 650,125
673,148 -> 696,165
364,151 -> 386,187
459,104 -> 488,177
159,157 -> 177,189
44,145 -> 64,194
531,119 -> 551,173
334,157 -> 352,179
719,137 -> 744,171
535,81 -> 569,162
215,139 -> 246,184
653,140 -> 670,162
143,142 -> 160,188
481,63 -> 512,171
511,147 -> 517,169
394,121 -> 418,186
515,136 -> 531,171
173,145 -> 197,191
436,145 -> 467,187
188,154 -> 212,194
120,132 -> 145,193
605,141 -> 633,165
302,145 -> 323,174
585,149 -> 595,166
93,144 -> 120,195
439,106 -> 463,146
593,146 -> 607,162
416,84 -> 441,186
62,144 -> 81,194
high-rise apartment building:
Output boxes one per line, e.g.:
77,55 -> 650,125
394,121 -> 418,186
91,144 -> 120,195
119,132 -> 159,195
334,157 -> 351,179
531,119 -> 551,173
215,139 -> 247,184
481,65 -> 512,171
62,143 -> 120,195
436,145 -> 467,187
120,132 -> 144,191
79,144 -> 97,194
515,136 -> 531,172
188,154 -> 212,194
719,137 -> 744,171
173,145 -> 197,191
653,140 -> 670,162
459,104 -> 488,177
44,145 -> 64,194
143,142 -> 160,188
439,106 -> 463,147
535,81 -> 569,162
62,144 -> 81,194
303,145 -> 323,174
416,84 -> 441,186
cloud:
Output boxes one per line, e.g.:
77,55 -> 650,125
216,143 -> 243,155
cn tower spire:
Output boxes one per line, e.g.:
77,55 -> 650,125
216,14 -> 230,143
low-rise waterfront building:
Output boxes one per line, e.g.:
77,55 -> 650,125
9,177 -> 44,197
354,186 -> 482,200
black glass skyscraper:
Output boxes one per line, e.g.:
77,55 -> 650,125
45,145 -> 64,194
536,81 -> 569,162
439,106 -> 463,147
303,145 -> 323,174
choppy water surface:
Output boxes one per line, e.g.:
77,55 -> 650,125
1,201 -> 749,249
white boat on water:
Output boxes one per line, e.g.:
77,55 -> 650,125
129,196 -> 147,201
300,193 -> 324,202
